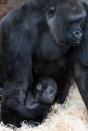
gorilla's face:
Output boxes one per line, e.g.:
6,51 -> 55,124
43,0 -> 86,48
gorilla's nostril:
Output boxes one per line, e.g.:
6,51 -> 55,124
73,29 -> 82,39
76,30 -> 81,35
76,31 -> 80,35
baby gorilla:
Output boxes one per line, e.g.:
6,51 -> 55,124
26,78 -> 58,107
7,78 -> 57,125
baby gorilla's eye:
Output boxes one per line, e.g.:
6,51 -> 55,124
48,6 -> 55,18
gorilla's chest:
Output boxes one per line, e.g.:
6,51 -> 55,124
34,33 -> 67,61
32,33 -> 68,78
36,43 -> 61,60
32,55 -> 67,79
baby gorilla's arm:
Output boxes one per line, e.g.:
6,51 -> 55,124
7,99 -> 50,119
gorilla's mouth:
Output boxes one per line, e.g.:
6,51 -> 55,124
68,39 -> 81,46
65,40 -> 81,48
72,40 -> 81,45
74,41 -> 80,44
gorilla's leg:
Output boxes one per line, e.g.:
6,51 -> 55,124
56,72 -> 71,104
74,63 -> 88,109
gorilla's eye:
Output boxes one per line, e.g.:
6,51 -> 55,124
36,84 -> 42,91
48,7 -> 55,17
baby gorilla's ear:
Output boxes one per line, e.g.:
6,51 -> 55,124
36,83 -> 42,91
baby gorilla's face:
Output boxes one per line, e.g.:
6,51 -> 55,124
35,78 -> 58,104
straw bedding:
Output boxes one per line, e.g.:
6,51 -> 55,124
0,84 -> 88,131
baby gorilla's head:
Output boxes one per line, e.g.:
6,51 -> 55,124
34,78 -> 58,104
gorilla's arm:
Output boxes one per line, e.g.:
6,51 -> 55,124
55,69 -> 71,104
73,63 -> 88,109
1,3 -> 40,107
2,35 -> 33,105
7,99 -> 50,119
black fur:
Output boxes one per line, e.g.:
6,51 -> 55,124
0,0 -> 86,126
4,78 -> 57,126
70,2 -> 88,109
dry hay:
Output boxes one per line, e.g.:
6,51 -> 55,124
0,84 -> 88,131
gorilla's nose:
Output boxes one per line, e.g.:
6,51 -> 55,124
73,29 -> 82,40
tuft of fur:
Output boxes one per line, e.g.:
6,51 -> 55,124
0,84 -> 88,131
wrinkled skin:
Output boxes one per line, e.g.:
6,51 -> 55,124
0,0 -> 86,126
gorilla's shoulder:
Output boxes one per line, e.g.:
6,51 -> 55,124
0,0 -> 43,25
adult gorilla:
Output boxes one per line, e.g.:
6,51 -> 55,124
71,2 -> 88,109
1,0 -> 86,125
